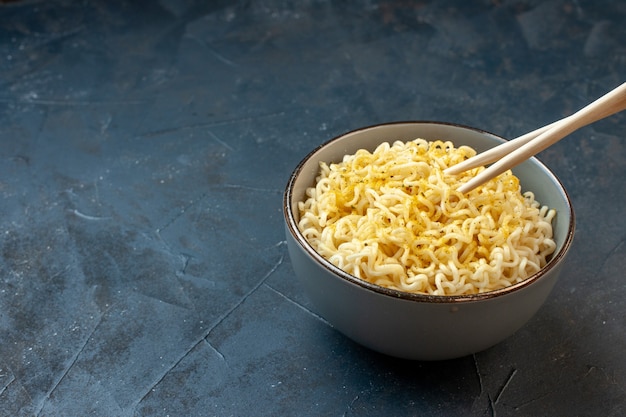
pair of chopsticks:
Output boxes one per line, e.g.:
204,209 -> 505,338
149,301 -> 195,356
446,82 -> 626,193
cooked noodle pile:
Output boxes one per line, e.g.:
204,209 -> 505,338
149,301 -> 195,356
297,139 -> 557,295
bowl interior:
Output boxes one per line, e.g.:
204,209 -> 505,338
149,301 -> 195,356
286,121 -> 574,300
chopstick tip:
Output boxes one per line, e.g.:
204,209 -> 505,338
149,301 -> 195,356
443,165 -> 465,176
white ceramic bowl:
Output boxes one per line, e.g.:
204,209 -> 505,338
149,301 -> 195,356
284,122 -> 575,360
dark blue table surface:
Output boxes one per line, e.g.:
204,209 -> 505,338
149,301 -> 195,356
1,1 -> 624,416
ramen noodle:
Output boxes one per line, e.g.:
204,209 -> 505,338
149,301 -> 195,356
297,139 -> 556,296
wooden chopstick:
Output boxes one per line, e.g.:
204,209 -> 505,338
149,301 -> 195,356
446,82 -> 626,194
443,121 -> 560,176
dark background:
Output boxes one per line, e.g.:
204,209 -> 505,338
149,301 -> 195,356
0,1 -> 624,416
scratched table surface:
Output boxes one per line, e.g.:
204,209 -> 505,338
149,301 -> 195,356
1,0 -> 625,416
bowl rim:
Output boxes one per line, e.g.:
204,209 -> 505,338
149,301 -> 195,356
284,121 -> 576,304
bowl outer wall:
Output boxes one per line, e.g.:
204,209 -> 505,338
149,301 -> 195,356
284,122 -> 575,360
286,229 -> 567,360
